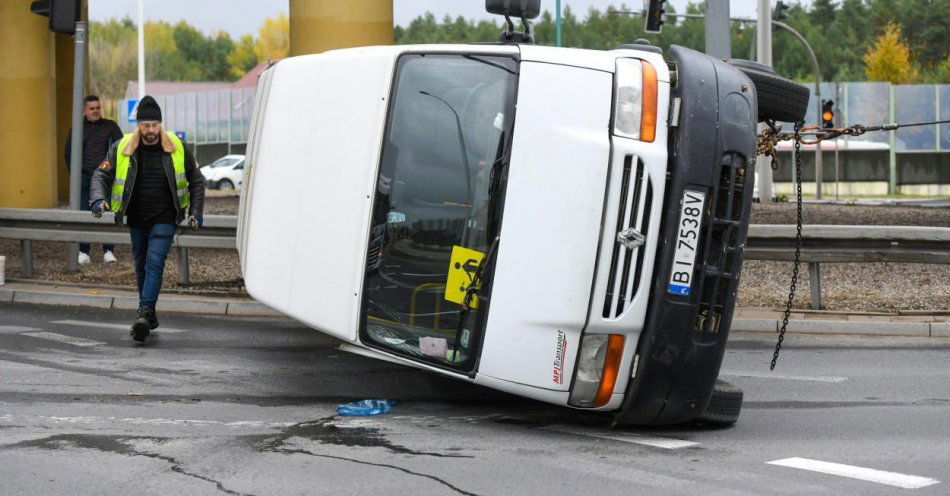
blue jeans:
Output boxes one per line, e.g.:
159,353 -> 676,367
81,181 -> 115,255
129,223 -> 176,308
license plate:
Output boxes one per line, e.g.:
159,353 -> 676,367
668,189 -> 706,295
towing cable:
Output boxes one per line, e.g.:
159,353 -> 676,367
756,118 -> 950,370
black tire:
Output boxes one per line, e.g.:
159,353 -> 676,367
696,379 -> 743,426
728,59 -> 810,123
218,179 -> 234,190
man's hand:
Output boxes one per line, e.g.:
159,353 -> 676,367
91,200 -> 110,218
187,215 -> 203,230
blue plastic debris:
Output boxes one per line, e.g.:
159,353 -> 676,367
336,399 -> 396,416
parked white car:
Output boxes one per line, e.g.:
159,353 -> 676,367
201,154 -> 245,190
237,2 -> 808,426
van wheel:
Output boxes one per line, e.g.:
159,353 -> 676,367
697,379 -> 743,426
218,179 -> 234,190
728,59 -> 810,123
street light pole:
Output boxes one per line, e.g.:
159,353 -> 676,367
756,0 -> 774,203
772,19 -> 823,199
556,0 -> 562,47
137,0 -> 145,99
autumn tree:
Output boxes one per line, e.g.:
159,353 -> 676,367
864,23 -> 918,83
255,14 -> 289,62
228,34 -> 260,78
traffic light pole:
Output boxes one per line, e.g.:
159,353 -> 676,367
704,0 -> 730,59
66,20 -> 87,273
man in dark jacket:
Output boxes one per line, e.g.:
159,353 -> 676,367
89,96 -> 205,342
65,95 -> 123,264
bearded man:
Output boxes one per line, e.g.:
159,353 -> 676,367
90,95 -> 205,342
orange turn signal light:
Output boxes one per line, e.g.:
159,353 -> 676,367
592,334 -> 626,407
639,60 -> 658,143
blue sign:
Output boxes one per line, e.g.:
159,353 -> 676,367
127,99 -> 138,123
174,131 -> 187,143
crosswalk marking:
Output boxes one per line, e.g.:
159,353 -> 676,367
767,457 -> 939,489
542,424 -> 698,449
51,320 -> 189,334
23,332 -> 105,347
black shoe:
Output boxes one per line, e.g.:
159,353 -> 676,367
143,307 -> 159,330
131,307 -> 152,342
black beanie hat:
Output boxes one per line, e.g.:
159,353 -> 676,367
136,95 -> 162,122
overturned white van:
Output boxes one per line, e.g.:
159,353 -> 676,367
237,6 -> 809,425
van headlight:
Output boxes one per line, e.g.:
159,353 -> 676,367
568,334 -> 625,408
613,58 -> 658,143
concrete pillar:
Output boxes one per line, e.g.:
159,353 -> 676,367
289,0 -> 393,56
0,1 -> 58,208
55,32 -> 76,204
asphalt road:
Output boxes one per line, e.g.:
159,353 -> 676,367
1,302 -> 948,495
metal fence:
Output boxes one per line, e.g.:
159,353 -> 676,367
118,87 -> 257,148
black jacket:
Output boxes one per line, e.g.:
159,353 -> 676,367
89,132 -> 205,226
64,118 -> 123,181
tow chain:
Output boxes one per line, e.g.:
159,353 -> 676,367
767,120 -> 804,370
756,117 -> 948,369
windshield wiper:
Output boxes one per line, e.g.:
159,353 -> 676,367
450,235 -> 500,360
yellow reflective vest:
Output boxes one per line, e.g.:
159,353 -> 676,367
111,132 -> 190,213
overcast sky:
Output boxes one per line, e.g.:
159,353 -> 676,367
89,1 -> 794,37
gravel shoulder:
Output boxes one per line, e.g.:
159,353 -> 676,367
1,197 -> 947,312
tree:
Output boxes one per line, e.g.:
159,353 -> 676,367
255,14 -> 289,62
89,19 -> 137,100
864,23 -> 918,84
228,34 -> 259,78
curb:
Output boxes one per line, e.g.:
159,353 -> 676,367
0,286 -> 282,318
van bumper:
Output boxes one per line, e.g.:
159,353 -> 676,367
615,46 -> 757,425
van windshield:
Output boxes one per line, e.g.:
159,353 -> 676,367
360,53 -> 518,371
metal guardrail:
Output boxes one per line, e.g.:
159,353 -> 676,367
0,208 -> 236,284
745,224 -> 950,308
1,209 -> 948,307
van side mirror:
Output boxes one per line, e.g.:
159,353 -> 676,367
485,0 -> 541,19
486,0 -> 540,44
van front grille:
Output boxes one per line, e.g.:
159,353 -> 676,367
695,153 -> 747,335
603,156 -> 651,319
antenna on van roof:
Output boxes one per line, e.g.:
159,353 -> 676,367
486,0 -> 541,44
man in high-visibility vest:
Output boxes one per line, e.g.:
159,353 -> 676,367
89,96 -> 205,343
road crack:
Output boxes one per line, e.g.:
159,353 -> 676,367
275,447 -> 480,496
1,434 -> 255,496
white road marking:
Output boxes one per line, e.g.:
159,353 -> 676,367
721,371 -> 848,383
542,424 -> 698,449
0,326 -> 41,334
19,414 -> 294,429
51,320 -> 189,334
767,457 -> 940,489
22,332 -> 105,347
